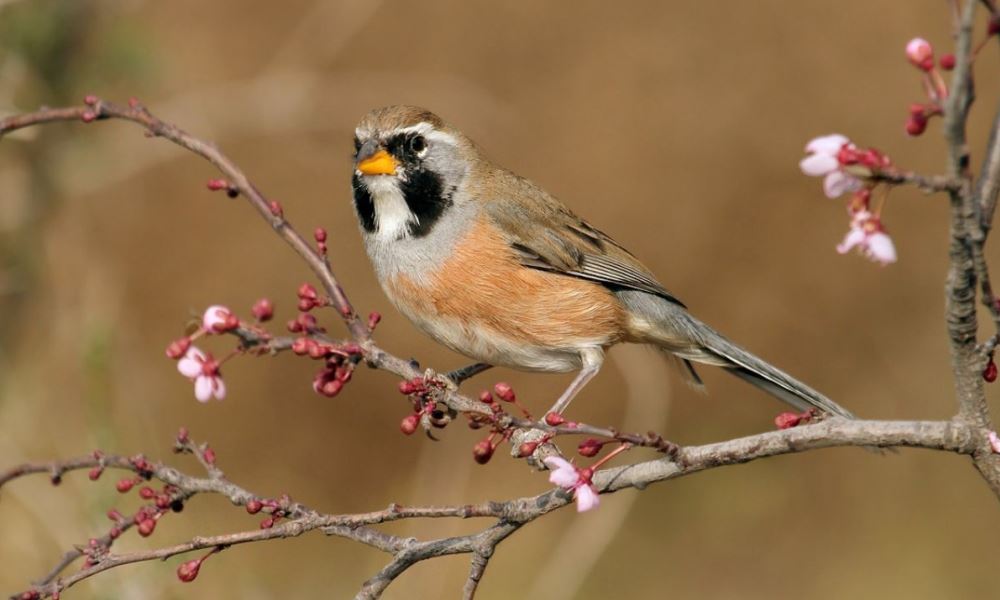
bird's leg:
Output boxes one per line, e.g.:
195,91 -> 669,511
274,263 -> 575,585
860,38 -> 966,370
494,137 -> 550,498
546,348 -> 604,415
443,363 -> 493,387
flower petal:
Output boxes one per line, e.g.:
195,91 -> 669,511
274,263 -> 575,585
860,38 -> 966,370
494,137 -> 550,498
836,227 -> 866,254
799,153 -> 839,177
823,171 -> 861,199
805,134 -> 850,155
865,231 -> 897,265
194,376 -> 213,402
177,347 -> 206,378
574,484 -> 601,513
211,376 -> 226,400
544,456 -> 580,488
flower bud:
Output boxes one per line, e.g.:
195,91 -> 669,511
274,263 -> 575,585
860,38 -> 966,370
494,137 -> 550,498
905,38 -> 934,71
984,360 -> 998,383
493,382 -> 516,403
400,413 -> 420,435
774,412 -> 802,430
544,412 -> 565,426
251,298 -> 274,322
115,478 -> 135,493
905,114 -> 927,136
472,440 -> 494,464
137,518 -> 156,537
367,311 -> 382,330
177,558 -> 202,582
298,283 -> 318,301
516,441 -> 539,457
88,467 -> 103,481
246,500 -> 263,514
939,53 -> 956,70
139,486 -> 156,499
165,337 -> 191,359
577,438 -> 604,458
320,379 -> 344,397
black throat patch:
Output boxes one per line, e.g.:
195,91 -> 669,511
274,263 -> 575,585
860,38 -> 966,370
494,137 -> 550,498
399,167 -> 453,238
352,173 -> 377,233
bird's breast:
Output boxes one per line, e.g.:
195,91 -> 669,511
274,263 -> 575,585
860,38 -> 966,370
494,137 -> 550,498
379,215 -> 627,371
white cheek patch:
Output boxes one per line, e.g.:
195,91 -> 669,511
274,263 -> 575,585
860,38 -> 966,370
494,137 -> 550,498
365,176 -> 417,240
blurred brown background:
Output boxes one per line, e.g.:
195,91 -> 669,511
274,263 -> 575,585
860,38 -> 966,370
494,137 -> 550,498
2,1 -> 1000,598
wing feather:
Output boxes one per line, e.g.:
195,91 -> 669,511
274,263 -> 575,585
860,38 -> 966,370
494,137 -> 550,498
483,170 -> 684,307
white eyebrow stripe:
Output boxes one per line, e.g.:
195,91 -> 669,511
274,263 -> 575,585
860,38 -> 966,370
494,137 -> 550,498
394,122 -> 435,136
389,123 -> 459,146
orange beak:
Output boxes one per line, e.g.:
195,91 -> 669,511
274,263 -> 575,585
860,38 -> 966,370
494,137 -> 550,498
356,149 -> 398,176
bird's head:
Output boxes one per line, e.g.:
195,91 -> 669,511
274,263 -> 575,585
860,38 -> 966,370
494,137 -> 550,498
352,106 -> 472,240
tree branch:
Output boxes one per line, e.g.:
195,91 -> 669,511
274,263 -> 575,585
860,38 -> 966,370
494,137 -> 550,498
2,417 -> 983,599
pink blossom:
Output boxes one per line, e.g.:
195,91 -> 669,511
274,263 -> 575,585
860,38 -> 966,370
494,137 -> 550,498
177,346 -> 226,402
836,211 -> 897,265
989,431 -> 1000,454
800,134 -> 863,198
543,456 -> 601,513
202,305 -> 236,333
906,38 -> 934,70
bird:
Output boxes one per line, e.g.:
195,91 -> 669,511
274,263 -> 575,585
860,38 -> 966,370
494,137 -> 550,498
349,105 -> 854,420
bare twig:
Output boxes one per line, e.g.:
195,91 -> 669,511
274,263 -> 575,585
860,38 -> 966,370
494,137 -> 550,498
2,417 -> 983,599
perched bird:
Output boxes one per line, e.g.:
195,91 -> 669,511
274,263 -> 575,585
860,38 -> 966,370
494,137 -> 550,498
350,105 -> 854,419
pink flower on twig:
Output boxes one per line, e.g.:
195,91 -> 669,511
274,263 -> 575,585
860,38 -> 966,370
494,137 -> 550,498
202,305 -> 237,333
177,346 -> 226,402
800,134 -> 863,199
836,210 -> 897,265
543,456 -> 600,512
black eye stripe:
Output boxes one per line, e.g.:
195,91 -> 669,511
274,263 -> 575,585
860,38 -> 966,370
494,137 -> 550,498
385,133 -> 429,161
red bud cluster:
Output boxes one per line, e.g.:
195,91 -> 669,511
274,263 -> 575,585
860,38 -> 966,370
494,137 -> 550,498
314,227 -> 328,254
297,283 -> 323,312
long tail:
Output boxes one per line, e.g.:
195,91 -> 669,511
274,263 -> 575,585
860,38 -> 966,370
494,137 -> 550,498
697,328 -> 854,419
620,291 -> 855,419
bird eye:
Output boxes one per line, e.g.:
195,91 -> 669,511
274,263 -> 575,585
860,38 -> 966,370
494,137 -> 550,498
409,135 -> 427,154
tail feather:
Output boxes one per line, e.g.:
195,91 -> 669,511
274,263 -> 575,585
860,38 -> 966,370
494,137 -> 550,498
696,326 -> 855,419
620,290 -> 854,419
693,327 -> 855,419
